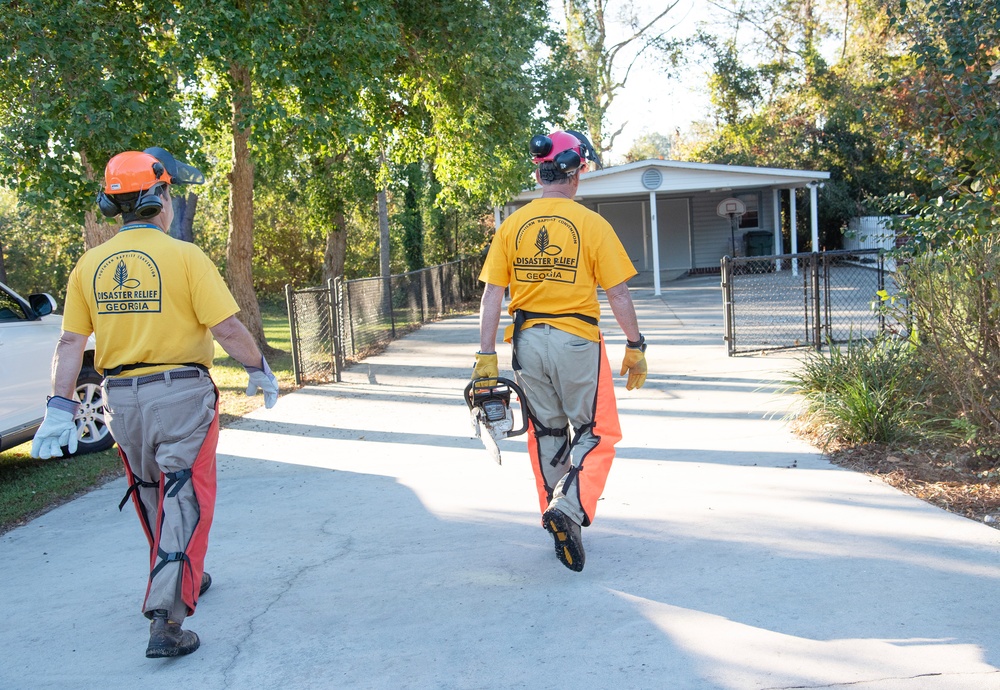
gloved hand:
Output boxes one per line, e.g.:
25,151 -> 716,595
472,352 -> 498,388
245,357 -> 279,409
620,347 -> 647,390
31,396 -> 80,459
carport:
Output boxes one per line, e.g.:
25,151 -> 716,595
501,159 -> 831,295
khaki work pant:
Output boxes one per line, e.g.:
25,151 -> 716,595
514,325 -> 622,527
103,370 -> 218,624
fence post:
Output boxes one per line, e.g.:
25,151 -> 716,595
285,284 -> 302,386
346,279 -> 356,362
326,278 -> 342,383
812,253 -> 822,350
877,251 -> 886,335
389,275 -> 397,337
721,256 -> 735,356
332,277 -> 345,380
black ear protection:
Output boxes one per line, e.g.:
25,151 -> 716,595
97,190 -> 123,218
133,183 -> 165,219
553,148 -> 583,173
96,187 -> 164,219
96,163 -> 167,219
529,134 -> 553,158
530,134 -> 584,174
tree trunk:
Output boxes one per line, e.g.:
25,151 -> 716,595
181,192 -> 198,243
80,149 -> 116,249
226,60 -> 277,356
321,209 -> 347,284
171,192 -> 198,242
0,240 -> 7,284
170,195 -> 187,239
378,187 -> 392,316
84,209 -> 116,249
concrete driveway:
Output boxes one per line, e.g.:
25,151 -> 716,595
3,276 -> 1000,689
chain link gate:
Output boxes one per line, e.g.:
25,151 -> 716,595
722,249 -> 900,356
286,257 -> 483,384
285,279 -> 344,385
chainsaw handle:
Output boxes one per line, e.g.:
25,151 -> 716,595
465,376 -> 530,438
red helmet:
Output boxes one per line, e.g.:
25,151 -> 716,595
529,130 -> 602,175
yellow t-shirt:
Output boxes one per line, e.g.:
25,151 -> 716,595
63,225 -> 240,376
480,197 -> 637,342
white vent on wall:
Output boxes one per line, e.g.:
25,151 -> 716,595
641,168 -> 662,190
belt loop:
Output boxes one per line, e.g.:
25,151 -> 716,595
131,377 -> 138,393
164,370 -> 172,386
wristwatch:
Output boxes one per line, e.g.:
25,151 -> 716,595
626,334 -> 647,352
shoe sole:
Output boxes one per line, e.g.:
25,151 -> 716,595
146,637 -> 200,659
542,510 -> 585,572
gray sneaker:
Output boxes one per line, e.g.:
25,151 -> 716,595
145,610 -> 200,658
542,508 -> 585,572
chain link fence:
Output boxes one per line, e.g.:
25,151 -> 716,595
722,249 -> 902,356
286,256 -> 483,384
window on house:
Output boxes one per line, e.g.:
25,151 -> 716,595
737,192 -> 760,229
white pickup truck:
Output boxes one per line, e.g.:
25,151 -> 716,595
0,280 -> 114,455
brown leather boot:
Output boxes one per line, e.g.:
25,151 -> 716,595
145,610 -> 200,658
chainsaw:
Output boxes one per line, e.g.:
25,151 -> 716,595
464,377 -> 530,465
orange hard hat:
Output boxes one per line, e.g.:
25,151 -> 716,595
102,151 -> 170,194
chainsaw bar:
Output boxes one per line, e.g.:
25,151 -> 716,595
465,377 -> 530,465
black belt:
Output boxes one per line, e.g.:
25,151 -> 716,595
511,309 -> 599,370
103,361 -> 207,376
105,369 -> 204,388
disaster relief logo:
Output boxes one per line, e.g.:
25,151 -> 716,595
513,216 -> 580,284
92,251 -> 162,315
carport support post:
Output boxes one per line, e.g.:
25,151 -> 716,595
649,191 -> 661,296
809,182 -> 820,251
790,188 -> 799,277
772,188 -> 782,272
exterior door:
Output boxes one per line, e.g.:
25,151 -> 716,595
655,198 -> 692,270
596,201 -> 647,272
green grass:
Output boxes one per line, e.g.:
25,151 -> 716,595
0,446 -> 122,530
785,336 -> 928,448
0,301 -> 296,534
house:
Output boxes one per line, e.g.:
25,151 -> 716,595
501,159 -> 831,295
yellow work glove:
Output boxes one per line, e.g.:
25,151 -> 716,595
620,340 -> 647,390
472,352 -> 499,388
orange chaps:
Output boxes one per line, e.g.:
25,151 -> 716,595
520,332 -> 621,526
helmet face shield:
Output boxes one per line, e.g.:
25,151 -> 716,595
143,147 -> 205,186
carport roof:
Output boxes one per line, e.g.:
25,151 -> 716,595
513,158 -> 831,202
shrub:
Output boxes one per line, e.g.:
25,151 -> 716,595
787,336 -> 929,447
895,235 -> 1000,452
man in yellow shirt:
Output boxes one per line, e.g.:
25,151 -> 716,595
474,130 -> 647,572
31,148 -> 278,658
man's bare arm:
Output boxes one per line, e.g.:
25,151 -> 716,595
479,283 -> 505,353
52,332 -> 89,399
605,282 -> 641,342
210,315 -> 265,368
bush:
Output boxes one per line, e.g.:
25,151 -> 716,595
787,336 -> 929,447
895,235 -> 1000,452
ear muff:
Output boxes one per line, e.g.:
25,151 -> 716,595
132,184 -> 164,219
529,130 -> 588,175
96,183 -> 164,219
97,190 -> 122,218
553,148 -> 583,174
529,135 -> 553,159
